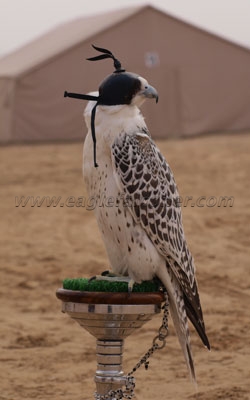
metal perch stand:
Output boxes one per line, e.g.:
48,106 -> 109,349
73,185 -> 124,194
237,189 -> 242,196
56,289 -> 166,399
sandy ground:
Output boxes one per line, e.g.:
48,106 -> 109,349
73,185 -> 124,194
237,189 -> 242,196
1,133 -> 250,400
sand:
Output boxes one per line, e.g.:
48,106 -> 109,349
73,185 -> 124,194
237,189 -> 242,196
1,133 -> 250,400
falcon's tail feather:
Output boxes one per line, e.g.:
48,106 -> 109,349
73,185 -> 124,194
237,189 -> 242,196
168,286 -> 196,384
185,299 -> 210,350
157,268 -> 196,384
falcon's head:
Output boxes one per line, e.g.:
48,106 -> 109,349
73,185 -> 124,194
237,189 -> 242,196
98,71 -> 158,108
86,44 -> 158,108
65,45 -> 158,167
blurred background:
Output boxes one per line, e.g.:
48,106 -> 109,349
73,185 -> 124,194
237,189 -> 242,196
1,0 -> 250,142
1,1 -> 250,399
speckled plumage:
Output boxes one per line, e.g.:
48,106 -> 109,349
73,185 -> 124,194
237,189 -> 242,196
83,84 -> 209,382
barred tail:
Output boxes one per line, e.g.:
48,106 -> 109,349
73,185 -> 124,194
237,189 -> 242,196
157,267 -> 196,384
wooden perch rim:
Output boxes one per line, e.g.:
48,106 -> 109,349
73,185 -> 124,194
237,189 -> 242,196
56,288 -> 165,305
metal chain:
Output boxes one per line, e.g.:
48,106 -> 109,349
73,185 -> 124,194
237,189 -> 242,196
95,290 -> 169,400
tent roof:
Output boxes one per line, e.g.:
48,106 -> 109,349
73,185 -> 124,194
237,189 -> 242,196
0,4 -> 250,78
0,5 -> 143,78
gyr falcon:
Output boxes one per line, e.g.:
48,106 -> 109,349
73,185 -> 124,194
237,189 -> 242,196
65,45 -> 210,383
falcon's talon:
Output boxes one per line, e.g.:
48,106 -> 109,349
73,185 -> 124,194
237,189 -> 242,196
100,270 -> 111,276
88,275 -> 97,283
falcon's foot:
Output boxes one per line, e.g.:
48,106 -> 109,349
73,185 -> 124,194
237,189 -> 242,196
89,271 -> 135,292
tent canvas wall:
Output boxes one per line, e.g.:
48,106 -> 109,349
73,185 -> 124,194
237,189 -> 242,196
0,5 -> 250,143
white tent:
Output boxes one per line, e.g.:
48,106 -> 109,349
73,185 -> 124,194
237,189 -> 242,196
1,5 -> 250,143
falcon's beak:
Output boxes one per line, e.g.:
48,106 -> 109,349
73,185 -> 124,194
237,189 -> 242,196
142,84 -> 159,103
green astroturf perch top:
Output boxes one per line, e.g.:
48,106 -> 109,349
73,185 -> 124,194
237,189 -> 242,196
63,278 -> 160,293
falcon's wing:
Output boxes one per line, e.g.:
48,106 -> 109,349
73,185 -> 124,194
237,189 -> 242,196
111,132 -> 209,349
